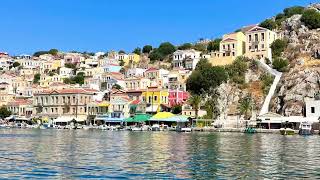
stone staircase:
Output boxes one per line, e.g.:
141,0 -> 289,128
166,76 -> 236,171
257,60 -> 282,116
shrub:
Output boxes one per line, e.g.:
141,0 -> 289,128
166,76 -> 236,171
207,38 -> 222,52
283,6 -> 305,17
270,39 -> 288,58
260,19 -> 277,30
260,73 -> 274,95
272,58 -> 289,72
226,56 -> 249,84
301,9 -> 320,30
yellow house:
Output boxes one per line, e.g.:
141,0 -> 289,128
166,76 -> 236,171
141,87 -> 169,113
209,31 -> 246,66
124,53 -> 140,66
52,59 -> 64,69
244,25 -> 277,60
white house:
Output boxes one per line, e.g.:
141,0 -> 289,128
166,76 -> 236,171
59,67 -> 74,79
126,68 -> 146,77
172,49 -> 201,70
305,99 -> 320,118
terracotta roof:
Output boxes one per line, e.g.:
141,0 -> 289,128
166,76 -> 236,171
145,67 -> 158,72
7,99 -> 32,106
36,88 -> 98,95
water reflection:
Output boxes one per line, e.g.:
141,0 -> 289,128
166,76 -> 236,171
0,129 -> 320,179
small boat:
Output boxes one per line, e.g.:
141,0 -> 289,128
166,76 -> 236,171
151,124 -> 160,131
131,126 -> 142,131
299,121 -> 313,135
280,128 -> 295,135
244,127 -> 256,134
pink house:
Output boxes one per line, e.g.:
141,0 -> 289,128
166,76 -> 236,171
168,89 -> 189,107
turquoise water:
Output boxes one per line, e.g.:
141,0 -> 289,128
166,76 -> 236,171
0,129 -> 320,179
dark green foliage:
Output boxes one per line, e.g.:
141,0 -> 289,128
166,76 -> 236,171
48,49 -> 59,56
65,63 -> 77,69
272,58 -> 289,72
33,73 -> 41,84
260,73 -> 274,95
13,62 -> 20,68
172,105 -> 182,114
142,45 -> 153,54
157,42 -> 176,56
284,6 -> 305,17
207,39 -> 222,52
63,72 -> 85,85
301,9 -> 320,29
112,84 -> 122,90
119,50 -> 126,54
149,49 -> 163,62
0,106 -> 11,119
270,39 -> 288,58
239,95 -> 253,119
186,59 -> 228,95
33,51 -> 48,57
226,56 -> 249,84
132,47 -> 141,55
178,43 -> 193,50
119,59 -> 125,66
260,19 -> 277,30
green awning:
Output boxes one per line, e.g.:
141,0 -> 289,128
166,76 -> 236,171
125,114 -> 151,123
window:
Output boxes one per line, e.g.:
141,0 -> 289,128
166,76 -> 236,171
223,45 -> 225,49
232,52 -> 235,56
255,34 -> 258,41
261,44 -> 265,49
232,44 -> 235,49
223,53 -> 225,57
311,107 -> 315,113
249,35 -> 252,42
154,96 -> 157,101
261,33 -> 265,41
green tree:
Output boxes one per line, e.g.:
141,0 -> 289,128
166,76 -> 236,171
33,73 -> 41,84
157,42 -> 176,56
239,95 -> 253,120
187,59 -> 228,95
149,49 -> 163,62
101,82 -> 108,91
13,62 -> 20,68
142,45 -> 153,54
188,95 -> 202,119
226,56 -> 249,84
48,49 -> 59,56
270,39 -> 288,58
260,73 -> 274,95
193,43 -> 207,52
260,19 -> 277,30
204,91 -> 220,120
284,6 -> 305,17
119,50 -> 126,54
301,9 -> 320,30
272,57 -> 289,72
33,51 -> 48,57
65,63 -> 77,69
119,59 -> 125,66
112,84 -> 122,90
207,39 -> 222,52
172,105 -> 182,114
0,106 -> 11,119
132,47 -> 141,55
178,43 -> 193,50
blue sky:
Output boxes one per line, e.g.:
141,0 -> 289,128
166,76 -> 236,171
0,0 -> 317,55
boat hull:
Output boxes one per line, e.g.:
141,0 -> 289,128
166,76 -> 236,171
280,128 -> 295,135
299,129 -> 313,135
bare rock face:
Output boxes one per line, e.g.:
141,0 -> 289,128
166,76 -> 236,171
272,67 -> 320,116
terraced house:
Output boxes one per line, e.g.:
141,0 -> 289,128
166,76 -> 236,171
33,88 -> 98,121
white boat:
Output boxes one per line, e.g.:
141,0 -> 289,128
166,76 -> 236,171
151,124 -> 160,131
299,121 -> 313,135
131,127 -> 142,131
180,127 -> 192,132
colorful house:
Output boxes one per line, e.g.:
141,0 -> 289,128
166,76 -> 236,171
168,89 -> 189,107
209,31 -> 246,66
141,87 -> 169,113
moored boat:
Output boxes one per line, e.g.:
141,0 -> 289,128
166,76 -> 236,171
299,121 -> 313,135
280,128 -> 295,135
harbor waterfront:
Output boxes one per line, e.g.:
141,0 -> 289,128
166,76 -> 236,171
1,129 -> 320,179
